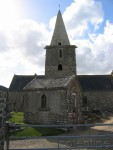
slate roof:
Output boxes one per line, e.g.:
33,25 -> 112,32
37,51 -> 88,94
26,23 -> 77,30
77,75 -> 113,91
9,75 -> 45,92
0,85 -> 8,91
24,75 -> 74,90
9,74 -> 113,92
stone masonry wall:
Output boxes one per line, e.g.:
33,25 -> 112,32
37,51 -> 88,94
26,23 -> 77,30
83,91 -> 113,111
24,90 -> 67,124
8,92 -> 23,111
45,46 -> 76,78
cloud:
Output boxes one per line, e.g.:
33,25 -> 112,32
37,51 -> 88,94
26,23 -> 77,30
12,19 -> 50,60
0,31 -> 9,52
0,19 -> 51,87
10,19 -> 52,73
63,0 -> 103,38
76,21 -> 113,75
0,0 -> 113,87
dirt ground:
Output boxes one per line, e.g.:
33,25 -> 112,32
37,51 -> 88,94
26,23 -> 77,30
92,115 -> 113,132
4,114 -> 113,150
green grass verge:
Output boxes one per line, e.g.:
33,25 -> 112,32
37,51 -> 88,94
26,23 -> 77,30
7,112 -> 64,137
9,127 -> 63,136
7,112 -> 24,124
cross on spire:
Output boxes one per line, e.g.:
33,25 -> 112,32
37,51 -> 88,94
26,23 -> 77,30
59,4 -> 60,9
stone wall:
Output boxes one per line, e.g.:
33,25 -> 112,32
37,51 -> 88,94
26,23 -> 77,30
0,90 -> 7,150
8,92 -> 23,111
0,114 -> 5,150
83,91 -> 113,111
24,89 -> 67,124
45,45 -> 76,78
23,76 -> 82,125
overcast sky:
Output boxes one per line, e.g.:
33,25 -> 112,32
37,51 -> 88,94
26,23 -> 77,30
0,0 -> 113,87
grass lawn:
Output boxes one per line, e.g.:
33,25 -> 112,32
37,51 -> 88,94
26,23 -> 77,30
7,112 -> 24,124
10,127 -> 63,137
7,112 -> 63,137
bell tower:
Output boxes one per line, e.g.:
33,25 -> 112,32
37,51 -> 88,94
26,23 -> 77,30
45,10 -> 77,78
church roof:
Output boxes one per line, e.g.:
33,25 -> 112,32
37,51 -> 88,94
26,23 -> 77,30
50,10 -> 70,45
0,85 -> 8,91
9,75 -> 44,92
9,74 -> 113,92
77,75 -> 113,91
24,76 -> 74,90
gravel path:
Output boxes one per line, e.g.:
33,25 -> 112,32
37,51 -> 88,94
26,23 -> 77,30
6,139 -> 59,149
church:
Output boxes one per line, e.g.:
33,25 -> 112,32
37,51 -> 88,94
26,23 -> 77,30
9,10 -> 113,124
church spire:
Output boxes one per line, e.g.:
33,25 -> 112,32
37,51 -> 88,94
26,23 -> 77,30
50,10 -> 70,45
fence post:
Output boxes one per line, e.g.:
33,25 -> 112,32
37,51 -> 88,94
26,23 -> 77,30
6,135 -> 9,150
58,137 -> 60,149
6,123 -> 9,150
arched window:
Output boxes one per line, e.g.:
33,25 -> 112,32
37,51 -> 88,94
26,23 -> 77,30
59,49 -> 63,57
58,64 -> 62,70
41,95 -> 46,108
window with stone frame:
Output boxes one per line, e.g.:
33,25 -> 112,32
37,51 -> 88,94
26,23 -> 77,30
41,95 -> 46,108
58,64 -> 62,70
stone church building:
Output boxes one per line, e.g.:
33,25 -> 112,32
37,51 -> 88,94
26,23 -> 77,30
9,10 -> 113,124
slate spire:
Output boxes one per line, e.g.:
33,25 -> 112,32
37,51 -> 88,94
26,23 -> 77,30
50,10 -> 70,45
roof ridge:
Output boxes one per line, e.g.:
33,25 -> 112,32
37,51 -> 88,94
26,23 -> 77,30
77,74 -> 111,76
14,74 -> 35,77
